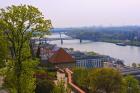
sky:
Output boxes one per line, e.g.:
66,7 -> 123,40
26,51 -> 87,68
0,0 -> 140,28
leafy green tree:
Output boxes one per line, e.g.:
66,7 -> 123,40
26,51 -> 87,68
0,5 -> 52,93
89,68 -> 123,93
0,31 -> 8,67
4,60 -> 39,93
0,40 -> 8,67
73,68 -> 90,91
123,75 -> 140,93
73,68 -> 123,93
52,80 -> 70,93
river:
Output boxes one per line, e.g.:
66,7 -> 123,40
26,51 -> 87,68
48,33 -> 140,65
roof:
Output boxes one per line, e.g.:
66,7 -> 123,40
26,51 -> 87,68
70,51 -> 110,60
49,48 -> 75,64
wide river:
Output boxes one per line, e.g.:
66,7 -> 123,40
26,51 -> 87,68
48,33 -> 140,65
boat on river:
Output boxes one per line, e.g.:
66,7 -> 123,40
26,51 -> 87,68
116,43 -> 126,46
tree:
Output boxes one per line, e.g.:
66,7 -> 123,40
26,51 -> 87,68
87,51 -> 97,56
137,64 -> 140,68
89,68 -> 123,93
35,79 -> 54,93
123,76 -> 140,93
73,68 -> 123,93
0,5 -> 52,93
73,68 -> 90,91
132,63 -> 137,68
0,33 -> 8,67
52,80 -> 70,93
4,60 -> 39,93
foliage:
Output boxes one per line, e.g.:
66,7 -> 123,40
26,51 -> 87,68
4,60 -> 39,93
73,68 -> 124,93
0,4 -> 52,93
35,69 -> 56,93
132,63 -> 137,68
47,71 -> 56,79
35,79 -> 54,93
66,26 -> 140,46
138,64 -> 140,68
73,68 -> 90,91
89,68 -> 123,93
123,75 -> 140,93
0,31 -> 8,68
87,51 -> 97,56
52,80 -> 70,93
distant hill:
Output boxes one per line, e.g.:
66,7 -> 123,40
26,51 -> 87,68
52,26 -> 140,33
51,28 -> 72,33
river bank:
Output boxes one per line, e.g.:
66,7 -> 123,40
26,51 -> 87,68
97,39 -> 140,47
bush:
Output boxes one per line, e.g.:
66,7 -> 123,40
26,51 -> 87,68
35,79 -> 54,93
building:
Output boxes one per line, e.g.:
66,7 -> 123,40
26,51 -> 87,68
70,51 -> 112,68
48,48 -> 75,68
75,56 -> 111,68
31,43 -> 75,68
31,42 -> 112,69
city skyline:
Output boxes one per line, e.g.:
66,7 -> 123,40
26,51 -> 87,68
1,0 -> 140,27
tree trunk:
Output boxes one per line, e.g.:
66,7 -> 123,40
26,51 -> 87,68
15,61 -> 22,93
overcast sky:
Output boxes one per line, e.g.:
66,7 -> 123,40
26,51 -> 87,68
0,0 -> 140,27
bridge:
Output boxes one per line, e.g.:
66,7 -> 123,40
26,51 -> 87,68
31,32 -> 82,44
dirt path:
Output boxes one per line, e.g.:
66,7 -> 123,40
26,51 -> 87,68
65,68 -> 86,93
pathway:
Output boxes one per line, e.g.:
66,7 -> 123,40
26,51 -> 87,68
65,68 -> 86,93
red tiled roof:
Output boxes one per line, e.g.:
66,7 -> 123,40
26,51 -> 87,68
48,48 -> 75,64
